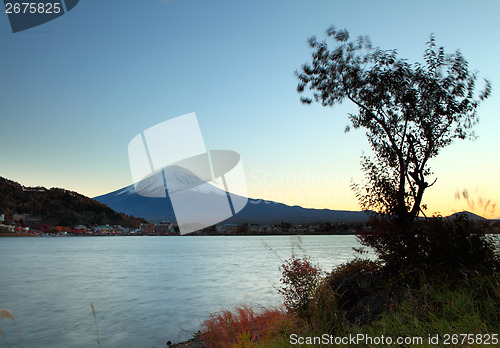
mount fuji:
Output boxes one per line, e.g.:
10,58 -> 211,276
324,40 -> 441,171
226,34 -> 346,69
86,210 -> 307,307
94,166 -> 370,225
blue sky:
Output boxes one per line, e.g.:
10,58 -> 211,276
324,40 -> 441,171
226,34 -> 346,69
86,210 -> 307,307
1,0 -> 499,217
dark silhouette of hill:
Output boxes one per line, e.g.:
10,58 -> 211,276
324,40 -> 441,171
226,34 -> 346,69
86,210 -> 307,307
0,176 -> 146,227
449,211 -> 488,221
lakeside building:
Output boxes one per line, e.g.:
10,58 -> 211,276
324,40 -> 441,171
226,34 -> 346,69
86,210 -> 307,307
216,224 -> 238,234
12,213 -> 28,222
248,224 -> 274,233
139,221 -> 178,235
0,224 -> 15,232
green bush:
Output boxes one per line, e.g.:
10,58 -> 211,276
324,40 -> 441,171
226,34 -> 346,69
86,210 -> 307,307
326,259 -> 382,309
344,275 -> 500,347
324,258 -> 391,325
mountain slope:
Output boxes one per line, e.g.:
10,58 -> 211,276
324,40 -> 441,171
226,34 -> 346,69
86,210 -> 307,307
0,176 -> 147,227
94,178 -> 370,225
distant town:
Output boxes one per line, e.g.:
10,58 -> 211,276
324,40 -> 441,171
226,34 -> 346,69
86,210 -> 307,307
0,212 -> 368,237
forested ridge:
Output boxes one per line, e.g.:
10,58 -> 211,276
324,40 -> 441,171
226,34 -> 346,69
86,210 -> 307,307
0,176 -> 146,228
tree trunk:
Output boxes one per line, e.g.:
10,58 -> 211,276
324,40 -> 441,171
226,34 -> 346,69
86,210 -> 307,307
396,158 -> 409,223
409,184 -> 426,221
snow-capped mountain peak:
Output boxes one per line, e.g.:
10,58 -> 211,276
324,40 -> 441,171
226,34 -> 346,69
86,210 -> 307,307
120,165 -> 226,198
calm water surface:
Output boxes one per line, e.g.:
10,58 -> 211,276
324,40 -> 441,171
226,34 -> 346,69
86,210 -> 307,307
0,235 -> 371,347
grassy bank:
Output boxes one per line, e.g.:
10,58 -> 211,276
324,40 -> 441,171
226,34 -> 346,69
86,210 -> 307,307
199,215 -> 500,347
199,268 -> 499,347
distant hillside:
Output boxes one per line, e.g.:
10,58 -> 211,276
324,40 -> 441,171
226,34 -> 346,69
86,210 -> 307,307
449,211 -> 488,221
0,177 -> 147,228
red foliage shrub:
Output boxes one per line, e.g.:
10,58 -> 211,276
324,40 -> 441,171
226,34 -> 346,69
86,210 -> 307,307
278,257 -> 322,316
202,306 -> 289,348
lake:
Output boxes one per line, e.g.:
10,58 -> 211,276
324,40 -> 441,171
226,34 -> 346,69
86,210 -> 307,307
0,235 -> 371,347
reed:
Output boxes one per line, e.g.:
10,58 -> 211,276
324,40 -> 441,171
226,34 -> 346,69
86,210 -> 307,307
90,303 -> 102,348
455,188 -> 497,219
0,326 -> 12,348
0,309 -> 25,348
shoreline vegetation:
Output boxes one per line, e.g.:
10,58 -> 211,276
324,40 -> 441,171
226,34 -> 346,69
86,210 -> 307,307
2,218 -> 499,238
169,214 -> 499,348
2,212 -> 499,238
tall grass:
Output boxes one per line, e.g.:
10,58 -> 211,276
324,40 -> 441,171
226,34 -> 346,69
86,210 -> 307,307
0,326 -> 11,348
0,308 -> 26,348
455,188 -> 497,219
0,304 -> 106,348
90,303 -> 102,348
202,305 -> 293,347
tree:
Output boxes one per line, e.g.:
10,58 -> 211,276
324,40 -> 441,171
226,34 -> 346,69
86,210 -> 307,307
297,26 -> 491,223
